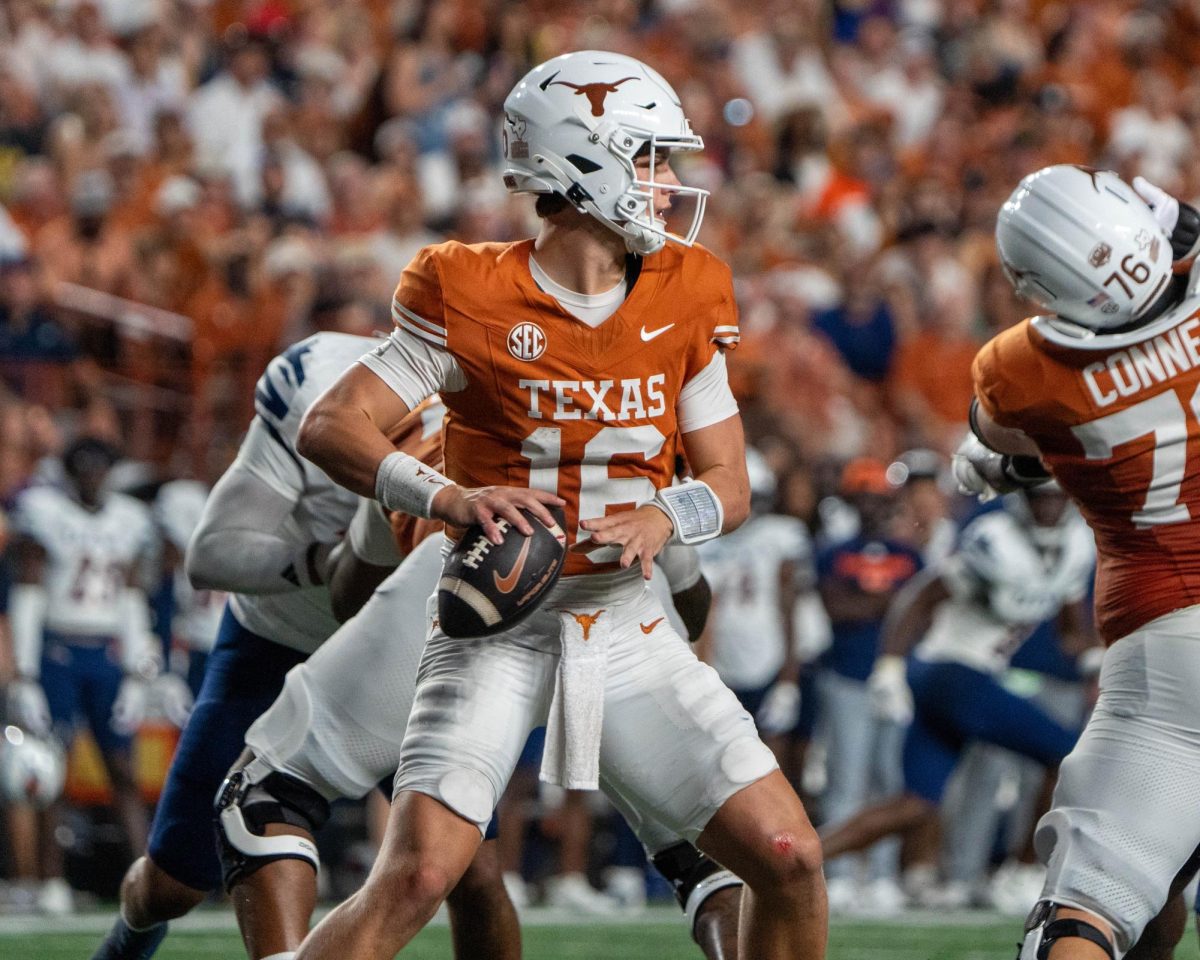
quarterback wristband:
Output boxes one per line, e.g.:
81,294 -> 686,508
653,480 -> 723,545
375,450 -> 453,519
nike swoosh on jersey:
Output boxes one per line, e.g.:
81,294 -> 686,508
639,617 -> 664,634
639,324 -> 675,342
493,535 -> 533,594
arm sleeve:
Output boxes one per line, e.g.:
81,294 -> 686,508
347,497 -> 405,567
358,329 -> 465,410
186,454 -> 329,594
677,352 -> 739,433
235,415 -> 308,501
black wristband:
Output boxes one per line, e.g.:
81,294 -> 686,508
1172,201 -> 1200,261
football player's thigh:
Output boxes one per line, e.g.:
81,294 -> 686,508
247,549 -> 440,798
598,593 -> 777,844
394,624 -> 558,830
1037,620 -> 1200,953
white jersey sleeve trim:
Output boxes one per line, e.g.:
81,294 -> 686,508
358,329 -> 466,411
677,351 -> 739,434
391,300 -> 448,349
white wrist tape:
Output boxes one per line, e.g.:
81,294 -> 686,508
10,583 -> 47,678
653,480 -> 723,545
375,451 -> 453,519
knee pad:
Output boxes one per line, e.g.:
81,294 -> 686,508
214,756 -> 330,892
1019,901 -> 1116,960
651,842 -> 743,938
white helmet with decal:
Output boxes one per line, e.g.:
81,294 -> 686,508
501,50 -> 707,256
957,511 -> 1060,626
996,165 -> 1173,343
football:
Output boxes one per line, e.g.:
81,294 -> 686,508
438,506 -> 568,638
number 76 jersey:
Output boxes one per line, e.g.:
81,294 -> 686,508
361,238 -> 740,577
973,291 -> 1200,645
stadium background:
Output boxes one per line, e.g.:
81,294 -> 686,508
1,0 -> 1197,956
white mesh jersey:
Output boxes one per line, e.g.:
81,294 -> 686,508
229,332 -> 378,652
915,507 -> 1095,675
154,479 -> 225,653
698,513 -> 812,689
13,485 -> 156,637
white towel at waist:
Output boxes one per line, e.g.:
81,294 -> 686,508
541,607 -> 612,790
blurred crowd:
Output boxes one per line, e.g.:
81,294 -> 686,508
0,0 -> 1178,919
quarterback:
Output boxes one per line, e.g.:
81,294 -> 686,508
294,51 -> 826,960
956,164 -> 1200,960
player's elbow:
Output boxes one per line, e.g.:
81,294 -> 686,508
184,533 -> 226,592
295,402 -> 328,467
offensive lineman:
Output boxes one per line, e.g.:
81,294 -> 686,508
955,165 -> 1200,960
7,437 -> 161,916
293,50 -> 826,960
89,335 -> 518,960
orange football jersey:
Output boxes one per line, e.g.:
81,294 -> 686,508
390,238 -> 739,575
973,311 -> 1200,643
387,397 -> 446,555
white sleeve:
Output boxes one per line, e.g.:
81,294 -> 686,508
236,416 -> 307,501
358,329 -> 466,410
677,352 -> 739,434
347,497 -> 404,567
655,543 -> 703,592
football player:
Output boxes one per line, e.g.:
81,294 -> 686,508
89,336 -> 519,960
7,436 -> 161,915
218,497 -> 744,960
292,50 -> 826,960
819,486 -> 1097,899
954,165 -> 1200,960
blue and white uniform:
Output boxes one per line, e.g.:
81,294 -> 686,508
147,333 -> 372,892
12,485 -> 157,754
903,504 -> 1095,804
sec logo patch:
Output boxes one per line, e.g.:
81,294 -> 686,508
508,322 -> 546,361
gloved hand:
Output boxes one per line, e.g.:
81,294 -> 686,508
755,680 -> 801,735
153,673 -> 194,729
8,678 -> 52,735
1133,176 -> 1200,262
111,677 -> 151,736
952,433 -> 1005,502
868,655 -> 914,725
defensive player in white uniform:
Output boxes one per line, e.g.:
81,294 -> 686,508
821,488 -> 1097,887
293,50 -> 826,960
90,334 -> 519,960
951,166 -> 1200,960
697,449 -> 813,755
7,437 -> 161,915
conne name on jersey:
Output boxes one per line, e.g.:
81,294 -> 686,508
519,375 -> 668,421
1082,315 -> 1200,408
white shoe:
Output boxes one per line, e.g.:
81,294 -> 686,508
603,866 -> 646,912
545,873 -> 619,914
915,879 -> 972,910
37,878 -> 74,916
860,876 -> 907,916
502,871 -> 531,909
990,861 -> 1046,915
824,875 -> 859,914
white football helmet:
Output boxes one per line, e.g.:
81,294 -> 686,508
957,512 -> 1060,626
996,165 -> 1173,342
501,50 -> 707,255
0,725 -> 65,809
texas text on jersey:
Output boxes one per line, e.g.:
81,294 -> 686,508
361,238 -> 740,578
973,269 -> 1200,644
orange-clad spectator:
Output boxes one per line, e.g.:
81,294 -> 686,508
34,170 -> 134,299
5,159 -> 65,243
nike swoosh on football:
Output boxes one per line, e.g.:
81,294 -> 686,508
493,535 -> 533,594
640,324 -> 674,342
639,617 -> 664,634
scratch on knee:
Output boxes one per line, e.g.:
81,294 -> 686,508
771,833 -> 795,856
